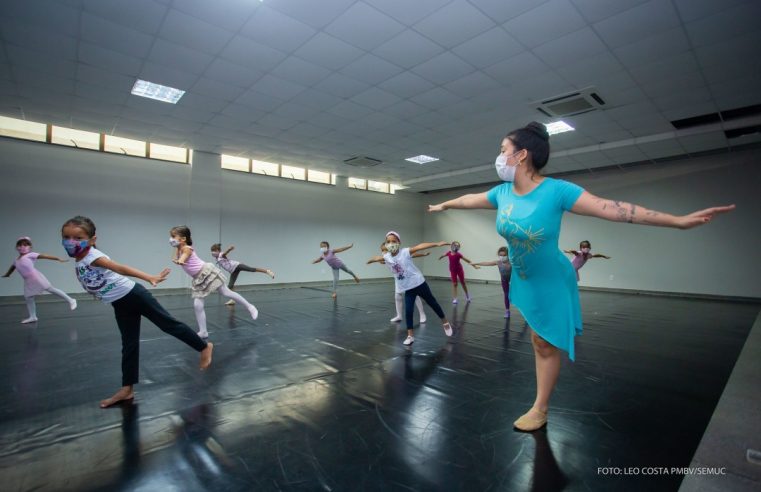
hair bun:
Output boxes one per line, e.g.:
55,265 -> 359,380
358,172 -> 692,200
525,121 -> 549,141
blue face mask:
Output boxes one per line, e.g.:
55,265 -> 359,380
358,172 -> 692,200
62,239 -> 90,257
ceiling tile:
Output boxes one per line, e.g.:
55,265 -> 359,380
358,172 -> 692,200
413,0 -> 496,48
364,0 -> 453,26
251,74 -> 307,101
219,36 -> 288,72
171,0 -> 260,31
570,0 -> 648,23
270,56 -> 332,86
451,27 -> 524,70
593,0 -> 681,49
147,38 -> 214,75
80,12 -> 155,58
503,0 -> 587,48
239,5 -> 317,53
325,2 -> 405,51
533,28 -> 608,69
372,29 -> 446,69
267,0 -> 356,29
412,51 -> 475,84
339,54 -> 404,85
293,33 -> 364,71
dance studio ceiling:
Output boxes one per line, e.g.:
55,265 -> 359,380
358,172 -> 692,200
1,0 -> 760,192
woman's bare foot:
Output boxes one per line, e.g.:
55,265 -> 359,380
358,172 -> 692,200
200,342 -> 214,370
100,386 -> 134,408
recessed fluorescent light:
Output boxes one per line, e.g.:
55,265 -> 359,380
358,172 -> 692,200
405,154 -> 439,164
545,121 -> 575,135
131,79 -> 185,104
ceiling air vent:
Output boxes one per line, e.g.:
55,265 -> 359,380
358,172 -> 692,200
534,87 -> 605,118
343,155 -> 382,167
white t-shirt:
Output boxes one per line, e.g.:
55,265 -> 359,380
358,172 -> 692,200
383,247 -> 425,293
75,248 -> 136,303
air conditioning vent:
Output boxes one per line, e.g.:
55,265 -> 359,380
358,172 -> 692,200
343,155 -> 382,167
533,87 -> 606,118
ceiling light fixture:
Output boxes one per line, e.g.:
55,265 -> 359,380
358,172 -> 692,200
405,154 -> 439,164
131,79 -> 185,104
545,121 -> 575,135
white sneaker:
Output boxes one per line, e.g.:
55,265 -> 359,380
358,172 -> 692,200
21,317 -> 38,324
390,316 -> 402,322
225,299 -> 236,306
249,306 -> 259,320
419,317 -> 427,324
197,330 -> 209,339
403,335 -> 414,345
452,298 -> 458,305
443,322 -> 453,337
69,299 -> 78,310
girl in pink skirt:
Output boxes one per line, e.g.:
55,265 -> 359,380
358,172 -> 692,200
2,236 -> 77,323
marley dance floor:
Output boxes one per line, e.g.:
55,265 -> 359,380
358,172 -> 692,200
0,280 -> 757,492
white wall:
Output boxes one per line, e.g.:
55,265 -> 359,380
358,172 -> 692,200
2,136 -> 758,299
0,137 -> 425,297
421,148 -> 761,299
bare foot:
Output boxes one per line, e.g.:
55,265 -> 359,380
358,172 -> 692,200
354,276 -> 360,283
100,387 -> 134,408
225,299 -> 235,306
331,292 -> 337,299
21,317 -> 38,324
200,342 -> 214,370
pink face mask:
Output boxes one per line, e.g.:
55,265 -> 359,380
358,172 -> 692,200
17,245 -> 31,255
581,247 -> 591,254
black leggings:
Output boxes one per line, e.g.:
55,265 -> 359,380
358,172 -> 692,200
404,281 -> 445,329
111,284 -> 207,386
228,264 -> 263,289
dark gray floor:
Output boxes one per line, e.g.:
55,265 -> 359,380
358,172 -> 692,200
0,280 -> 757,491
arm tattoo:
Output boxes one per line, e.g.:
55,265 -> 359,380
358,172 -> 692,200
628,204 -> 636,223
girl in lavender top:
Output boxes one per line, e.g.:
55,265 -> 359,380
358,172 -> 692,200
3,236 -> 77,323
211,243 -> 275,306
312,241 -> 360,299
563,240 -> 611,282
170,226 -> 259,339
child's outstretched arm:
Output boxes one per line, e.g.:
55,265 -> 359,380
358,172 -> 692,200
37,254 -> 69,263
437,253 -> 447,260
563,249 -> 578,255
173,245 -> 192,265
366,255 -> 384,264
592,254 -> 611,259
333,243 -> 354,253
2,264 -> 15,277
461,255 -> 480,268
411,252 -> 430,259
410,241 -> 449,254
312,256 -> 324,264
221,245 -> 235,258
472,261 -> 498,267
92,257 -> 170,287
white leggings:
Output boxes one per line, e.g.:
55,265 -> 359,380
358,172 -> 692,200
25,287 -> 75,319
395,293 -> 425,321
193,285 -> 256,333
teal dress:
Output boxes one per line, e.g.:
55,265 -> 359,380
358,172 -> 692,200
486,178 -> 585,360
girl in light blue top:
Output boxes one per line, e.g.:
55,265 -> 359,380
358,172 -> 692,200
429,121 -> 734,432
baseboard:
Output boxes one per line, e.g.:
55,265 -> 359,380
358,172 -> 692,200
425,276 -> 761,304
